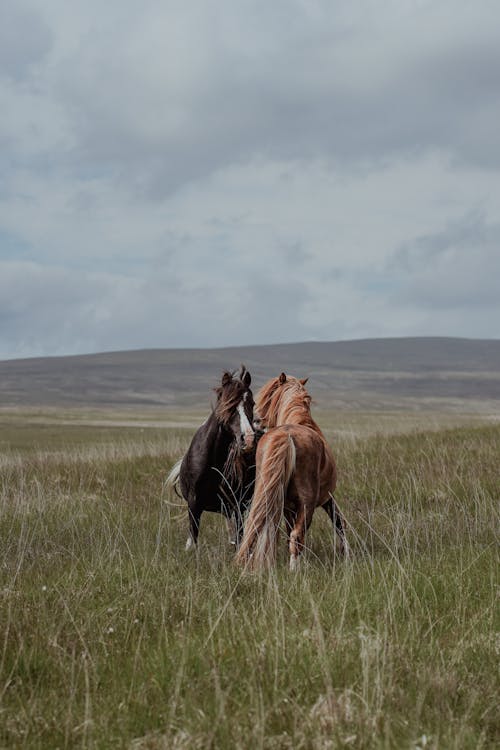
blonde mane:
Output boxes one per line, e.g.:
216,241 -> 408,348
255,374 -> 320,432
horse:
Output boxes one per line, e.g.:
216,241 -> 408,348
235,372 -> 349,571
166,366 -> 256,550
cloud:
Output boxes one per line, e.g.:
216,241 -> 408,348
0,253 -> 311,358
389,214 -> 500,309
3,1 -> 495,193
0,1 -> 499,358
0,2 -> 52,81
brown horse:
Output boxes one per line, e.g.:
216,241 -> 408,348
235,372 -> 349,571
166,367 -> 255,550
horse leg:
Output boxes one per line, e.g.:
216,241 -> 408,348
322,496 -> 350,558
289,506 -> 313,571
226,507 -> 245,548
186,502 -> 202,551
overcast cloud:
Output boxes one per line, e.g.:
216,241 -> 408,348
1,0 -> 499,359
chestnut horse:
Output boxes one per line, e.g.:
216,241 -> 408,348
236,372 -> 349,571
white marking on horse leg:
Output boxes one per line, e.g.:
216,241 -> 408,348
185,537 -> 195,552
342,539 -> 351,560
289,555 -> 300,572
226,516 -> 237,545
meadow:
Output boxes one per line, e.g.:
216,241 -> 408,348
0,409 -> 498,749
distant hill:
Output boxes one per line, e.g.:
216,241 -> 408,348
1,338 -> 499,411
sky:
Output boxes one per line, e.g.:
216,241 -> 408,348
1,0 -> 499,360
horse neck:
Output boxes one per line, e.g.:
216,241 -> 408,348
218,414 -> 240,453
203,411 -> 233,453
209,411 -> 249,486
276,402 -> 321,432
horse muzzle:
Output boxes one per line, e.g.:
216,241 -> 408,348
240,430 -> 255,452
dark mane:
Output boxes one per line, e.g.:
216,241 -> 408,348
223,441 -> 249,485
214,373 -> 246,426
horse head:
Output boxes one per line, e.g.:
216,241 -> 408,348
214,366 -> 255,452
255,372 -> 311,429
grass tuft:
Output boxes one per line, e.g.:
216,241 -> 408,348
0,415 -> 498,748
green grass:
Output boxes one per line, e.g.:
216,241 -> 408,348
0,414 -> 498,748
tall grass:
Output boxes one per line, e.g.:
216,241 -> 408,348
0,419 -> 498,748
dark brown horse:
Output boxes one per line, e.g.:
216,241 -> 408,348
236,372 -> 349,571
166,366 -> 255,550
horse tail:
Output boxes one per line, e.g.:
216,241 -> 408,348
165,458 -> 183,497
236,431 -> 296,571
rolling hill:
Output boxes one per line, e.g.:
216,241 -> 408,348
1,337 -> 499,411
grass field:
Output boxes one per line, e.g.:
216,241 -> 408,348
0,410 -> 498,749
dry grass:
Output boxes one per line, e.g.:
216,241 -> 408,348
0,411 -> 498,748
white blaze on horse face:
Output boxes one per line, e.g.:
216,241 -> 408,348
237,399 -> 254,450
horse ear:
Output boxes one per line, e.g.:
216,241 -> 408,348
279,372 -> 287,385
221,371 -> 232,386
239,364 -> 251,387
300,378 -> 308,386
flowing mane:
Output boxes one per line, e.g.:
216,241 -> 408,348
256,373 -> 320,433
236,372 -> 349,571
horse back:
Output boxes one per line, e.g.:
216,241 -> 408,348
258,423 -> 336,496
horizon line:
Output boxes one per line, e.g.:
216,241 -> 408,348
1,334 -> 499,365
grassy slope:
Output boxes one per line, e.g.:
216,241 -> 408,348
2,337 -> 500,409
0,414 -> 498,749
